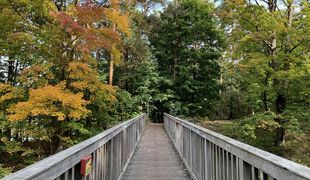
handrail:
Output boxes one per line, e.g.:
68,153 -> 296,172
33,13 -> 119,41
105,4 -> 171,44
164,113 -> 310,180
3,114 -> 147,180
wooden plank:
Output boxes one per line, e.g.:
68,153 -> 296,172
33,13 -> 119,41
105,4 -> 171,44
123,123 -> 190,180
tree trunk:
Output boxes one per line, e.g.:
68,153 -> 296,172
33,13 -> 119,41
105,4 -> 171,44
7,58 -> 15,84
173,56 -> 177,80
109,58 -> 114,86
261,91 -> 268,111
267,0 -> 287,147
109,25 -> 117,86
50,120 -> 63,154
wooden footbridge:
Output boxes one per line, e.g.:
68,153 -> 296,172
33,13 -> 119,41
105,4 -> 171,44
3,114 -> 310,180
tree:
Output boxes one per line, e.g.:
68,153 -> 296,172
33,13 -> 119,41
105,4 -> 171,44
136,0 -> 166,16
149,0 -> 225,118
0,0 -> 133,171
217,0 -> 310,145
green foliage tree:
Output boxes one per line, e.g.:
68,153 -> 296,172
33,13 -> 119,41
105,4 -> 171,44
217,0 -> 310,152
149,0 -> 225,118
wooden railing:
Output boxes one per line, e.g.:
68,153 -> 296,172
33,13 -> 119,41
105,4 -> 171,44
3,114 -> 146,180
164,113 -> 310,180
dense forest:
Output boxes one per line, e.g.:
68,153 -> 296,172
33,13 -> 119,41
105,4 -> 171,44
0,0 -> 309,177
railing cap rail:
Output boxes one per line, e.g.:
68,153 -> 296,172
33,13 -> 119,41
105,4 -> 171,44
164,113 -> 310,179
2,114 -> 146,180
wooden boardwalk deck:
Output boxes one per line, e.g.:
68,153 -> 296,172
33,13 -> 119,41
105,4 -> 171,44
123,123 -> 190,180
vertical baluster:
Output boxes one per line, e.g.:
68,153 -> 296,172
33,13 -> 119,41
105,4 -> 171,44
226,151 -> 229,180
71,166 -> 75,180
219,146 -> 222,180
236,157 -> 239,180
202,137 -> 205,180
92,150 -> 96,180
102,144 -> 105,180
189,130 -> 192,169
239,159 -> 244,180
222,148 -> 225,180
100,146 -> 103,180
115,135 -> 118,177
195,134 -> 199,179
231,154 -> 234,180
212,143 -> 215,180
218,146 -> 221,180
251,166 -> 256,180
200,136 -> 203,180
217,146 -> 220,180
122,129 -> 126,169
104,144 -> 108,180
119,133 -> 122,176
96,149 -> 99,180
260,170 -> 264,180
205,140 -> 211,180
193,132 -> 197,175
107,140 -> 112,180
180,124 -> 183,155
215,145 -> 218,180
64,171 -> 69,180
183,127 -> 185,160
98,148 -> 101,180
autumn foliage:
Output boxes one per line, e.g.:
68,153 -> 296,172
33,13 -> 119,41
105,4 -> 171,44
0,0 -> 132,171
8,82 -> 90,121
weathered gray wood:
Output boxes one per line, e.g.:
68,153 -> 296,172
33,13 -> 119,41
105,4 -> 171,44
70,167 -> 74,180
164,113 -> 310,180
226,150 -> 229,180
231,153 -> 234,180
64,171 -> 69,180
123,123 -> 190,180
252,166 -> 256,180
2,114 -> 146,180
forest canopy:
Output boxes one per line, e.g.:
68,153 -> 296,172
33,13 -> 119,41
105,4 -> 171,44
0,0 -> 309,176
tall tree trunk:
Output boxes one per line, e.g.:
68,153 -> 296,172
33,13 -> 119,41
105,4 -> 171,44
273,1 -> 294,146
266,0 -> 286,146
109,57 -> 114,86
219,70 -> 223,94
109,25 -> 117,86
261,91 -> 268,111
173,58 -> 177,80
7,57 -> 15,84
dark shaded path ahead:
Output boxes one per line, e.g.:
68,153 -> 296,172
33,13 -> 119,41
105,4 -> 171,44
123,123 -> 190,180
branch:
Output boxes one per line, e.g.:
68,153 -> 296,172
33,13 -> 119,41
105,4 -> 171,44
289,40 -> 303,53
280,0 -> 288,7
260,0 -> 270,5
7,0 -> 37,30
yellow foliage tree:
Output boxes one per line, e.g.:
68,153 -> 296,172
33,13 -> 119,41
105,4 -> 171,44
8,82 -> 90,121
0,84 -> 24,108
